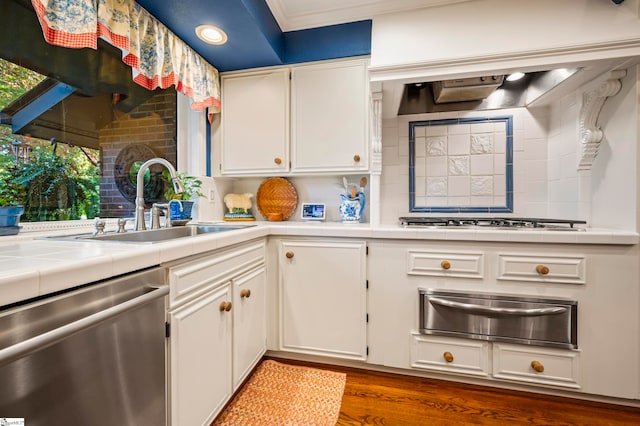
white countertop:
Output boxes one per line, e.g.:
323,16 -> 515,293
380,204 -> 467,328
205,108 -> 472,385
0,221 -> 637,307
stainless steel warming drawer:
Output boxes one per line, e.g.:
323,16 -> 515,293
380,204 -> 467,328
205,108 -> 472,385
419,289 -> 577,349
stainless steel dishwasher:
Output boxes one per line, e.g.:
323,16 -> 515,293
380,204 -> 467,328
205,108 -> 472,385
0,266 -> 168,426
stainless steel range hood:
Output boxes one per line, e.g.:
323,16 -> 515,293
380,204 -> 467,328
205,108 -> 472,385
432,75 -> 505,103
398,68 -> 581,115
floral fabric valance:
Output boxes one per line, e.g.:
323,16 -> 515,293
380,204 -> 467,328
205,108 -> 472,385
31,0 -> 221,113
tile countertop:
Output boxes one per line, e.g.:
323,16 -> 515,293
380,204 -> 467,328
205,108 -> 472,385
0,221 -> 637,307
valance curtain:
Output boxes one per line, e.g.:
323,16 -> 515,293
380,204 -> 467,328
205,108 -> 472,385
31,0 -> 221,113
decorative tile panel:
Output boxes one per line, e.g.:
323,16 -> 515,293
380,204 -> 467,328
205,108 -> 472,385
409,116 -> 513,213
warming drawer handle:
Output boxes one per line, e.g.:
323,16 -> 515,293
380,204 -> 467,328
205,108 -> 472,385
428,296 -> 567,316
0,285 -> 169,368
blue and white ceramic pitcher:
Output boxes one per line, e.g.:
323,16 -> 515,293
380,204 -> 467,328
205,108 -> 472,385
339,191 -> 366,223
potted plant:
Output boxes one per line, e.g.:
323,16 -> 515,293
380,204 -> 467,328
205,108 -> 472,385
0,161 -> 25,234
162,171 -> 203,221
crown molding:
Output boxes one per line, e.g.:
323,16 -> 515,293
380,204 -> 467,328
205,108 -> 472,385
266,0 -> 474,32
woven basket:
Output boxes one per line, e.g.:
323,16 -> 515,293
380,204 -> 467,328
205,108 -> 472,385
256,177 -> 298,220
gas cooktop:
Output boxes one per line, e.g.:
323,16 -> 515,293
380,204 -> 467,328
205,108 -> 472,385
398,217 -> 587,231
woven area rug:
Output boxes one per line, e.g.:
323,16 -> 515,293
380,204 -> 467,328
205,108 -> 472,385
213,360 -> 347,426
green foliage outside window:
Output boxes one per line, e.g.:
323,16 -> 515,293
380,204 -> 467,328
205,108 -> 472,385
0,141 -> 100,221
0,150 -> 25,206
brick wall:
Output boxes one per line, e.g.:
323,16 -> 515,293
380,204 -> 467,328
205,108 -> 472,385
99,89 -> 177,218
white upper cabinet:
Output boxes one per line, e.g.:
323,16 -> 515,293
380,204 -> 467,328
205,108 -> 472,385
291,59 -> 369,173
218,58 -> 370,176
221,69 -> 290,175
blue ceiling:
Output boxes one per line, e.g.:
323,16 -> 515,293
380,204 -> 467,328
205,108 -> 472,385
135,0 -> 372,72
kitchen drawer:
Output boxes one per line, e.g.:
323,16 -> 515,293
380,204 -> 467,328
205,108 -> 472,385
407,250 -> 484,279
411,333 -> 490,377
168,242 -> 265,307
497,253 -> 585,284
492,343 -> 580,389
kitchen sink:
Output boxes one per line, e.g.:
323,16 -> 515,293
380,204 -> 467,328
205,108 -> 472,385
42,224 -> 255,244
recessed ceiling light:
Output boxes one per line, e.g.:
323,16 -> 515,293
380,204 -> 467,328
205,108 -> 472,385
195,25 -> 228,45
506,72 -> 525,82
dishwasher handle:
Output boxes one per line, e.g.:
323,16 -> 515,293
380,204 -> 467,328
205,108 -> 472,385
0,285 -> 169,368
428,296 -> 567,316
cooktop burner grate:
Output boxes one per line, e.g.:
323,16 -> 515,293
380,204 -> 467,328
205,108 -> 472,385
398,217 -> 587,231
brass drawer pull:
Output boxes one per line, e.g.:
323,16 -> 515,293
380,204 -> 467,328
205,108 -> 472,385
285,251 -> 294,259
274,157 -> 282,165
240,289 -> 251,298
441,260 -> 451,270
353,154 -> 361,162
443,351 -> 454,363
219,301 -> 232,312
536,264 -> 550,275
531,360 -> 544,373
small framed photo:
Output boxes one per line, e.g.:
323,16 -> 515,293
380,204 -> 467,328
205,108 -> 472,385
301,203 -> 326,221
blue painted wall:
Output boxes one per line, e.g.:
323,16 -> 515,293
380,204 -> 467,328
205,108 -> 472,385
283,21 -> 372,65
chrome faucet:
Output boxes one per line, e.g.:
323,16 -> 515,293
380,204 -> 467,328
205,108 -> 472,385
134,158 -> 184,231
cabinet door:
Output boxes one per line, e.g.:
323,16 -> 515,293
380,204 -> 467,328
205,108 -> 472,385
291,59 -> 369,173
221,69 -> 290,175
279,240 -> 367,360
169,284 -> 232,426
233,265 -> 267,389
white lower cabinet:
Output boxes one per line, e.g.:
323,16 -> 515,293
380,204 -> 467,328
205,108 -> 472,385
232,265 -> 267,389
411,334 -> 580,390
278,239 -> 367,360
167,241 -> 266,426
170,284 -> 232,426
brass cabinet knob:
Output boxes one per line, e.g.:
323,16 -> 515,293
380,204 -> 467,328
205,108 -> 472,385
274,157 -> 282,165
240,289 -> 251,298
219,301 -> 232,312
353,154 -> 361,162
441,260 -> 451,270
285,251 -> 294,259
443,351 -> 454,363
531,360 -> 544,373
536,264 -> 550,275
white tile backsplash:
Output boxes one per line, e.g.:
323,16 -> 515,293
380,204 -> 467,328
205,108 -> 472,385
382,125 -> 399,147
448,156 -> 469,175
448,134 -> 471,155
470,122 -> 494,133
380,107 -> 550,223
470,134 -> 493,154
448,123 -> 469,135
415,137 -> 427,157
448,176 -> 470,196
426,124 -> 447,136
382,145 -> 400,165
426,136 -> 447,155
494,132 -> 506,153
470,155 -> 493,175
415,158 -> 426,177
471,176 -> 493,196
426,156 -> 447,176
427,177 -> 447,196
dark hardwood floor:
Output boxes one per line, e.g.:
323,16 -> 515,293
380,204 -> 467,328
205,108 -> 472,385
268,357 -> 640,426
